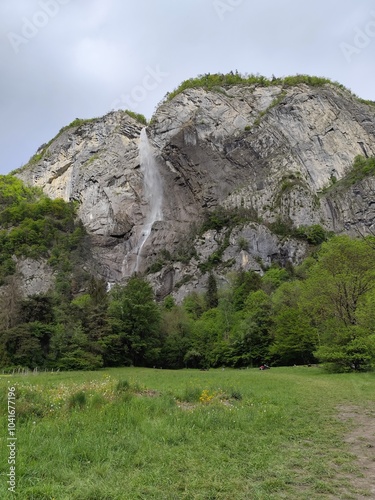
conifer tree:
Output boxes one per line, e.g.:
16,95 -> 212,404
206,273 -> 218,309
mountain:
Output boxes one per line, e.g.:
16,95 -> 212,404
13,76 -> 375,301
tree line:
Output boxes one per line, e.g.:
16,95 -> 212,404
1,235 -> 374,373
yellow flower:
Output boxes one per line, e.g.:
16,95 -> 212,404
199,389 -> 214,404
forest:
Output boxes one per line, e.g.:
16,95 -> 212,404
1,236 -> 375,371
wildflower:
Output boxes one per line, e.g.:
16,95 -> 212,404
199,389 -> 214,404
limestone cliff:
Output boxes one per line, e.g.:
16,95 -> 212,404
16,82 -> 375,299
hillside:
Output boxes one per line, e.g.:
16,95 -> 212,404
1,74 -> 375,371
13,75 -> 375,300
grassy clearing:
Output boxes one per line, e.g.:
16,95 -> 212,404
1,367 -> 374,499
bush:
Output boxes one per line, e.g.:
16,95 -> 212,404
267,217 -> 294,237
181,385 -> 202,402
230,390 -> 243,401
198,251 -> 222,273
68,390 -> 87,409
322,155 -> 375,193
346,155 -> 375,184
237,237 -> 249,251
116,379 -> 130,392
174,274 -> 194,289
294,224 -> 328,245
124,110 -> 148,125
19,118 -> 98,168
57,351 -> 103,371
200,206 -> 259,234
147,260 -> 164,274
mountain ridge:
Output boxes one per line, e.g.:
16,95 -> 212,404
12,76 -> 375,300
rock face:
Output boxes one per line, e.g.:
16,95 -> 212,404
16,111 -> 200,283
17,113 -> 144,281
15,258 -> 54,297
16,83 -> 375,299
152,84 -> 375,227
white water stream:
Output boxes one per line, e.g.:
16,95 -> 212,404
134,128 -> 163,272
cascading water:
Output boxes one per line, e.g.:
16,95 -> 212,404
134,128 -> 163,272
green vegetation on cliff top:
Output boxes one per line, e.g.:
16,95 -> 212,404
165,72 -> 375,106
12,73 -> 374,173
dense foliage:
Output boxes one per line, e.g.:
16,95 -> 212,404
0,175 -> 85,285
1,229 -> 374,372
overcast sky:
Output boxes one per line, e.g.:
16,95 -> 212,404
1,0 -> 374,175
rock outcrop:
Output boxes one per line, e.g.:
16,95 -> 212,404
16,82 -> 375,300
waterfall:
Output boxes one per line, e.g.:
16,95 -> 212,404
134,128 -> 163,272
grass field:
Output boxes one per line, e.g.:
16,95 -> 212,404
1,366 -> 374,499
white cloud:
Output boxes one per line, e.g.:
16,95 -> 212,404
0,0 -> 374,174
83,0 -> 115,30
72,38 -> 127,85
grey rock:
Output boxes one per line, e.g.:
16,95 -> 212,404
14,83 -> 375,299
16,258 -> 54,297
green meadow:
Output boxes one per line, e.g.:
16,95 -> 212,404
1,367 -> 374,499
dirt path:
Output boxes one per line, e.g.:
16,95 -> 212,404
337,405 -> 375,499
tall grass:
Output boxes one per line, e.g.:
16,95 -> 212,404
0,367 -> 374,499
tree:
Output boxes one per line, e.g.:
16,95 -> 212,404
302,236 -> 375,370
0,274 -> 21,330
232,270 -> 261,310
261,266 -> 290,295
217,286 -> 236,341
50,323 -> 103,371
162,295 -> 176,311
206,273 -> 218,309
108,277 -> 161,366
269,308 -> 318,365
314,326 -> 375,372
20,294 -> 54,324
159,304 -> 192,368
0,322 -> 53,369
183,292 -> 206,320
232,290 -> 273,367
191,308 -> 223,367
183,349 -> 202,369
304,236 -> 375,327
72,278 -> 111,357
